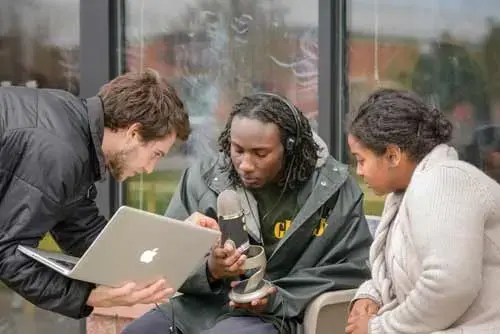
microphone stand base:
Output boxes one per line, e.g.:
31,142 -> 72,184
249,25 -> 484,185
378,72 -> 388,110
228,280 -> 273,304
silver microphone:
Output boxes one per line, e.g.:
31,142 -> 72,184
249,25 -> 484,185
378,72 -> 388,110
217,189 -> 250,254
216,189 -> 272,304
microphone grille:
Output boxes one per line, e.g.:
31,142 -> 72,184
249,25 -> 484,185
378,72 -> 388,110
217,189 -> 242,217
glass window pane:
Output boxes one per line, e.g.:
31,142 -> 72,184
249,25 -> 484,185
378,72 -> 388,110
348,0 -> 500,216
0,0 -> 81,332
123,0 -> 319,215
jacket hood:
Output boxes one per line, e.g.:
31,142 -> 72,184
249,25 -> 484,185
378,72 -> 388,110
313,131 -> 329,168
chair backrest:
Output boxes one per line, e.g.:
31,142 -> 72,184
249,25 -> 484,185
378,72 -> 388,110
302,216 -> 381,334
302,289 -> 356,334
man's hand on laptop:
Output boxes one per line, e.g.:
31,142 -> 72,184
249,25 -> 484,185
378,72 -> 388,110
186,212 -> 222,257
86,279 -> 173,308
185,212 -> 219,231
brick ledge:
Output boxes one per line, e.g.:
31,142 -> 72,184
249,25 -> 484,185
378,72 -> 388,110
90,303 -> 155,319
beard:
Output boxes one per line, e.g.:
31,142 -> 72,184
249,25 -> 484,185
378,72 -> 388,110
106,148 -> 130,181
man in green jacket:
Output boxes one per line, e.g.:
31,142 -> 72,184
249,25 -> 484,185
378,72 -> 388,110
122,93 -> 372,334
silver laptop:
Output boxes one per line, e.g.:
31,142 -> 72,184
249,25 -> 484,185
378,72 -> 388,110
17,205 -> 220,289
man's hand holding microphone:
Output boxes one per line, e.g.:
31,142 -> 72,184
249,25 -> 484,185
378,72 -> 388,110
206,240 -> 276,312
86,211 -> 219,309
207,241 -> 247,282
206,190 -> 277,313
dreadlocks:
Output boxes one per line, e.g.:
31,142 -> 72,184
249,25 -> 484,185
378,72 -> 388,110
218,94 -> 319,191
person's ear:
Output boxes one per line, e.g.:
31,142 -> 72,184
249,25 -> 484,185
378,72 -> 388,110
126,123 -> 142,142
385,144 -> 402,167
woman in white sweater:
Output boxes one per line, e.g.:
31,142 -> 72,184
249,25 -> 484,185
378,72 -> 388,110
345,89 -> 500,334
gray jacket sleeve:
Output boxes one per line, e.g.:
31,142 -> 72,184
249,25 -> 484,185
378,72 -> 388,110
0,185 -> 96,319
164,167 -> 225,296
51,195 -> 107,257
0,134 -> 96,319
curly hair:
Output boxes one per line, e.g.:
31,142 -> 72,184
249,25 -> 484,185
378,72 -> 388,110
347,88 -> 453,162
218,93 -> 319,191
98,68 -> 190,142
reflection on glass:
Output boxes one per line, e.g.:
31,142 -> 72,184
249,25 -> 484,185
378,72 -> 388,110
0,0 -> 81,331
349,0 -> 500,215
123,0 -> 319,214
0,1 -> 79,94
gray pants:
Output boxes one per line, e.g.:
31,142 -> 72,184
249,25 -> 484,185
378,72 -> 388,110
121,308 -> 279,334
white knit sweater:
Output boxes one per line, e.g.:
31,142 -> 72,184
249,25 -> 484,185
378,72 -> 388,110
353,144 -> 500,333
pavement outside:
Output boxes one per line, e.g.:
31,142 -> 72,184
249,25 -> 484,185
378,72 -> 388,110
0,289 -> 83,334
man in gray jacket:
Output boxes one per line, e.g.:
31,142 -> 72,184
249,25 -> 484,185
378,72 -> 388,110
123,93 -> 372,334
0,69 -> 192,318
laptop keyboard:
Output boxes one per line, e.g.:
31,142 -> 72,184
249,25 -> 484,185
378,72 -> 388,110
53,259 -> 76,269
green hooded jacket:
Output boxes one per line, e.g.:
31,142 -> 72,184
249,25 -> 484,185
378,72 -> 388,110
160,136 -> 372,333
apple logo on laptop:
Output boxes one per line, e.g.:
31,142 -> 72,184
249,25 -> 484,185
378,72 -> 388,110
140,248 -> 158,264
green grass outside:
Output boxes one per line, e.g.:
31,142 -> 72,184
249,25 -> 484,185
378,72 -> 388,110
361,184 -> 385,216
125,170 -> 182,214
39,235 -> 61,252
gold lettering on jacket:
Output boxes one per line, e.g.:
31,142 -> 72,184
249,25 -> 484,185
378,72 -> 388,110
273,218 -> 328,239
